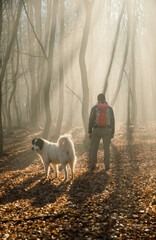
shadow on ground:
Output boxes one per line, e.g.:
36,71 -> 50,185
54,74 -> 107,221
0,173 -> 71,207
68,170 -> 109,205
0,149 -> 36,173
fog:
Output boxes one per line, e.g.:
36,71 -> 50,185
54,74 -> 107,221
0,0 -> 156,139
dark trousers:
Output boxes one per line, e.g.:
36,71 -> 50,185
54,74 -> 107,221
89,127 -> 111,169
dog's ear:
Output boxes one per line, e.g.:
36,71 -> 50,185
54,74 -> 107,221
32,138 -> 36,145
37,138 -> 44,150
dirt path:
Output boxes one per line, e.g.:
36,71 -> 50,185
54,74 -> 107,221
0,125 -> 155,239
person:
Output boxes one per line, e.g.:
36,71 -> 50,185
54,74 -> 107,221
88,93 -> 115,171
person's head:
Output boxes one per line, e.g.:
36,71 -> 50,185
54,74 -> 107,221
97,93 -> 105,103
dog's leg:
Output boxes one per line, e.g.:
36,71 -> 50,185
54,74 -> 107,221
61,164 -> 67,181
44,162 -> 50,178
52,164 -> 58,178
69,161 -> 74,180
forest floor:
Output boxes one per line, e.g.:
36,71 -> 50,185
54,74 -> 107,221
0,123 -> 156,240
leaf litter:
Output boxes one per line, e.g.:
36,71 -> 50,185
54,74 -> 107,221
0,124 -> 155,239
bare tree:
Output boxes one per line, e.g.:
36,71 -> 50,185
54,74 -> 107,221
110,35 -> 129,107
20,54 -> 30,122
65,1 -> 80,129
108,1 -> 138,137
0,0 -> 3,154
103,1 -> 125,94
0,0 -> 2,69
0,0 -> 23,155
128,0 -> 137,126
54,0 -> 65,138
42,0 -> 59,138
34,0 -> 43,127
79,0 -> 95,136
12,39 -> 21,127
7,6 -> 21,129
27,1 -> 38,127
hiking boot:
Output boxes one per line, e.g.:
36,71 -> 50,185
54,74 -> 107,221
105,165 -> 110,171
89,166 -> 95,172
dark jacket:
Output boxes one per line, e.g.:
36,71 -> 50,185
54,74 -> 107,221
88,102 -> 115,136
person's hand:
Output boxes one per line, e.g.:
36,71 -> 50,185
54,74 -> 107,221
111,134 -> 114,139
89,133 -> 92,139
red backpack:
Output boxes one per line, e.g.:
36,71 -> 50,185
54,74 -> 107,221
95,103 -> 108,126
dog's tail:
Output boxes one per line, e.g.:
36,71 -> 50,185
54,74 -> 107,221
57,134 -> 69,147
57,134 -> 73,149
57,134 -> 76,162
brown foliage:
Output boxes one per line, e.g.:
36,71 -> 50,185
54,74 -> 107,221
0,125 -> 155,239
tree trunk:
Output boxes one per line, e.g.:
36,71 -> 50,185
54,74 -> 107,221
110,35 -> 129,107
27,1 -> 38,127
7,4 -> 20,129
13,39 -> 20,127
0,0 -> 2,69
3,74 -> 8,128
0,0 -> 23,155
0,83 -> 2,155
103,1 -> 125,94
128,1 -> 137,126
65,2 -> 80,129
54,0 -> 64,138
20,53 -> 30,123
34,0 -> 42,127
127,78 -> 131,137
0,0 -> 3,154
7,50 -> 14,129
65,38 -> 74,130
42,0 -> 59,138
79,0 -> 95,136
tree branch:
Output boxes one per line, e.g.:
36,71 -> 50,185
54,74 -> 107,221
65,84 -> 82,104
15,50 -> 45,58
22,0 -> 48,61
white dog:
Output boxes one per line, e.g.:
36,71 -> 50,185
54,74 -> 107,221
31,135 -> 76,181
